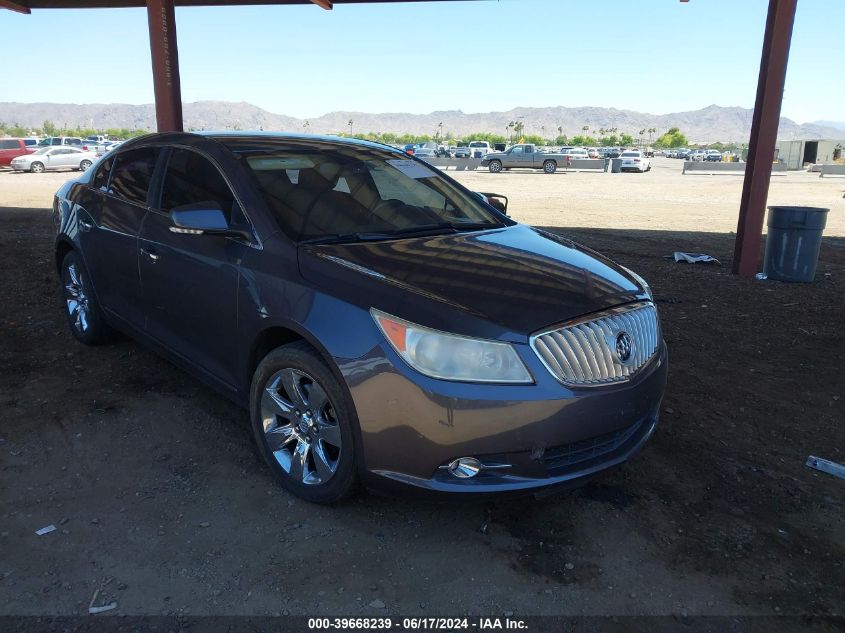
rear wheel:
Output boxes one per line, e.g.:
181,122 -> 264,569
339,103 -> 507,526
31,162 -> 45,173
79,159 -> 92,171
250,342 -> 357,504
543,160 -> 557,174
60,251 -> 113,345
488,160 -> 502,173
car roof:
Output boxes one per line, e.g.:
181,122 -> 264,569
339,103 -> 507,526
123,131 -> 403,155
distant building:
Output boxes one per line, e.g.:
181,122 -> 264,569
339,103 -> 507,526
775,138 -> 845,170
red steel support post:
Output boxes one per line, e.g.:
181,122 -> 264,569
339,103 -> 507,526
146,0 -> 183,132
732,0 -> 797,277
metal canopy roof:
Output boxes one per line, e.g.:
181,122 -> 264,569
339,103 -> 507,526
2,0 -> 455,11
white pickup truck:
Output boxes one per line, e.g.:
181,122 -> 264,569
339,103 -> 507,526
467,141 -> 492,158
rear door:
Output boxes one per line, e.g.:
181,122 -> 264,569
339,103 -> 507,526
138,147 -> 250,389
52,148 -> 78,168
75,146 -> 161,329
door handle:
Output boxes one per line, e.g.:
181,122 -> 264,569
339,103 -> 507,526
140,247 -> 160,262
78,219 -> 93,232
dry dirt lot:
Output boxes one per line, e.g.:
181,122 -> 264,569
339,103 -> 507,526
0,162 -> 843,630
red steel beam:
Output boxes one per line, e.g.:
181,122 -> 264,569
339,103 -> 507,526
0,0 -> 31,12
732,0 -> 797,277
146,0 -> 184,132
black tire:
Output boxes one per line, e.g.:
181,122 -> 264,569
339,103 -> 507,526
79,159 -> 92,171
31,162 -> 45,173
60,250 -> 113,345
488,160 -> 502,173
250,341 -> 358,504
543,160 -> 557,174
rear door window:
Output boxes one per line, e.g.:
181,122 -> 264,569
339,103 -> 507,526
109,147 -> 161,206
0,140 -> 20,150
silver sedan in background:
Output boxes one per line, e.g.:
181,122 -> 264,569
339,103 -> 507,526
10,147 -> 97,173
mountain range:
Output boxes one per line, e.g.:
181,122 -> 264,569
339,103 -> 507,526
0,101 -> 842,143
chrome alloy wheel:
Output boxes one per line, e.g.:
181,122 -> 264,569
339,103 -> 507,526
64,262 -> 90,333
260,368 -> 342,485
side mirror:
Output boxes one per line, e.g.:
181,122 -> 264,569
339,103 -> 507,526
169,202 -> 251,240
476,192 -> 508,215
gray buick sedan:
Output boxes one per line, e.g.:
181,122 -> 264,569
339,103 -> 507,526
53,132 -> 667,503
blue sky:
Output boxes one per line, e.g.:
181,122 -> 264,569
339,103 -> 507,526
1,0 -> 842,123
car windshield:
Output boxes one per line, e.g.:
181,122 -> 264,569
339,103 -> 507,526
621,152 -> 640,157
469,142 -> 486,148
236,142 -> 507,243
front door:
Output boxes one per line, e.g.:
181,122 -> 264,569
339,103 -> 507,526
138,148 -> 250,390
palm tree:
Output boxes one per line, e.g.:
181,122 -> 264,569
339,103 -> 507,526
347,119 -> 354,136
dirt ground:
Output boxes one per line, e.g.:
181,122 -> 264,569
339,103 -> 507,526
0,162 -> 843,627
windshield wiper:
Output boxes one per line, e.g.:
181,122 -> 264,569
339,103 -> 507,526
298,232 -> 396,246
299,222 -> 499,246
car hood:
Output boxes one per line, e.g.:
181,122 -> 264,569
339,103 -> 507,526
299,224 -> 647,337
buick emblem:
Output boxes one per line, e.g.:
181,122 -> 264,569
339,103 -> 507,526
615,331 -> 634,364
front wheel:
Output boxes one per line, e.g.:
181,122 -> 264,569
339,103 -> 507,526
543,160 -> 557,174
488,160 -> 502,173
79,159 -> 92,171
31,162 -> 45,173
250,342 -> 358,504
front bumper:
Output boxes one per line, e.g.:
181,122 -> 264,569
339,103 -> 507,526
349,339 -> 668,498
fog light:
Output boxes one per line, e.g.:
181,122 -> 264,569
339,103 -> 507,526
448,457 -> 482,479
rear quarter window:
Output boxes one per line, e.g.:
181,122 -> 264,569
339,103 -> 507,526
0,140 -> 20,150
91,156 -> 114,191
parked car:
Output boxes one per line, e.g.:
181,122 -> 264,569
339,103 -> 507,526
587,147 -> 600,159
96,140 -> 124,156
704,149 -> 722,162
562,147 -> 590,162
0,138 -> 36,166
86,135 -> 108,144
436,146 -> 451,158
675,149 -> 691,160
413,147 -> 437,161
52,132 -> 667,503
402,144 -> 416,155
36,136 -> 84,147
10,146 -> 96,172
454,145 -> 471,159
619,150 -> 651,172
665,149 -> 677,159
689,149 -> 707,162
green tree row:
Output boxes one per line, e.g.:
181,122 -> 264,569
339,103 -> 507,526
0,119 -> 148,140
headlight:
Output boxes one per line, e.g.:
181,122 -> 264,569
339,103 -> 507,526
371,309 -> 533,384
621,266 -> 653,300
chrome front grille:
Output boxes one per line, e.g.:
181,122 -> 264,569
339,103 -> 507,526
530,302 -> 660,386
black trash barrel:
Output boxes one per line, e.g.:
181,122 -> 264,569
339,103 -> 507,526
611,157 -> 623,173
763,206 -> 829,282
